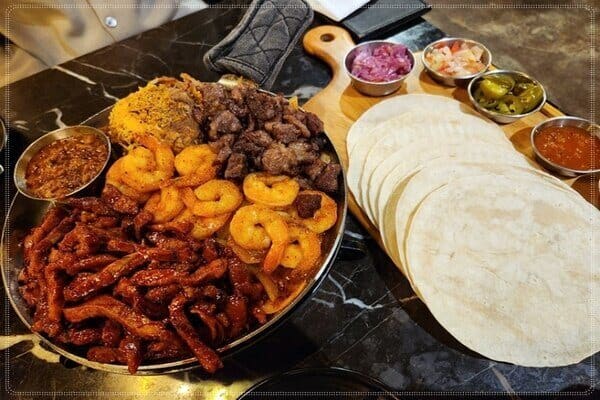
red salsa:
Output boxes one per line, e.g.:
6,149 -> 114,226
26,133 -> 108,198
534,125 -> 600,171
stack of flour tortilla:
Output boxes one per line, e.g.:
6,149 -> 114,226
347,93 -> 599,367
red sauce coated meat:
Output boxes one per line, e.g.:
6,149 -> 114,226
25,133 -> 108,198
534,125 -> 600,171
17,191 -> 280,374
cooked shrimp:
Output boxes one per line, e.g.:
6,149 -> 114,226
229,205 -> 289,273
281,224 -> 321,273
170,144 -> 217,188
144,186 -> 185,223
227,236 -> 267,265
243,173 -> 300,208
174,209 -> 230,240
120,134 -> 175,192
181,180 -> 243,217
276,209 -> 294,220
292,190 -> 337,233
105,158 -> 150,203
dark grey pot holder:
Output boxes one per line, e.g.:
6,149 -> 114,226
203,0 -> 314,90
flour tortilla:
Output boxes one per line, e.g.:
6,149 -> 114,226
380,161 -> 522,277
367,141 -> 530,227
359,117 -> 513,224
380,160 -> 579,281
405,174 -> 600,366
347,112 -> 447,212
346,93 -> 484,154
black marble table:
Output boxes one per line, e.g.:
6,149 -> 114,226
1,4 -> 598,399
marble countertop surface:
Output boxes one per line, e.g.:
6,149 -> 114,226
1,4 -> 597,399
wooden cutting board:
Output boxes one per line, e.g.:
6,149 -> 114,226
300,25 -> 591,248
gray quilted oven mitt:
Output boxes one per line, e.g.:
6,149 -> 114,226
204,0 -> 314,90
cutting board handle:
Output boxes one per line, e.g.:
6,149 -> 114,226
303,25 -> 355,79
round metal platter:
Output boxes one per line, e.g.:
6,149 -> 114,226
1,97 -> 348,374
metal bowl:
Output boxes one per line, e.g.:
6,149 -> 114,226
530,116 -> 600,177
344,40 -> 415,97
2,105 -> 349,375
239,367 -> 399,399
13,125 -> 111,200
422,37 -> 492,87
467,69 -> 547,124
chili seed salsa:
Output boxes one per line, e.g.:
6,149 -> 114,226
534,125 -> 600,171
25,132 -> 108,199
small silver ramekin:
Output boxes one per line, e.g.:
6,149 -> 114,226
14,125 -> 111,200
530,116 -> 600,177
344,40 -> 415,97
422,37 -> 492,87
467,69 -> 547,124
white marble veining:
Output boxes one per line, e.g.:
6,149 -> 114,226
11,119 -> 29,130
73,61 -> 135,78
47,107 -> 67,129
343,229 -> 367,240
53,66 -> 119,101
99,83 -> 120,101
53,66 -> 97,85
118,69 -> 148,82
325,275 -> 384,311
311,297 -> 335,308
492,366 -> 515,393
457,361 -> 498,387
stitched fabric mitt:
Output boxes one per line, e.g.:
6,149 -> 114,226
203,0 -> 314,90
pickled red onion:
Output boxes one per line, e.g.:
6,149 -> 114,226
350,43 -> 412,82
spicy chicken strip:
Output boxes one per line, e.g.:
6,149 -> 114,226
133,210 -> 153,240
30,216 -> 76,274
57,327 -> 102,346
227,256 -> 263,300
189,302 -> 225,345
26,217 -> 77,331
63,254 -> 119,275
145,232 -> 200,263
43,262 -> 66,337
113,277 -> 167,320
169,293 -> 223,373
182,259 -> 227,286
58,224 -> 109,256
224,294 -> 248,339
131,259 -> 227,287
87,346 -> 126,364
146,339 -> 191,361
145,284 -> 181,304
201,238 -> 220,263
106,238 -> 187,262
101,320 -> 122,347
23,206 -> 67,261
63,295 -> 172,341
63,253 -> 146,301
101,184 -> 140,215
130,269 -> 186,287
66,197 -> 118,217
119,335 -> 143,374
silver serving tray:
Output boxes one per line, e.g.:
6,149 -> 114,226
1,101 -> 348,374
